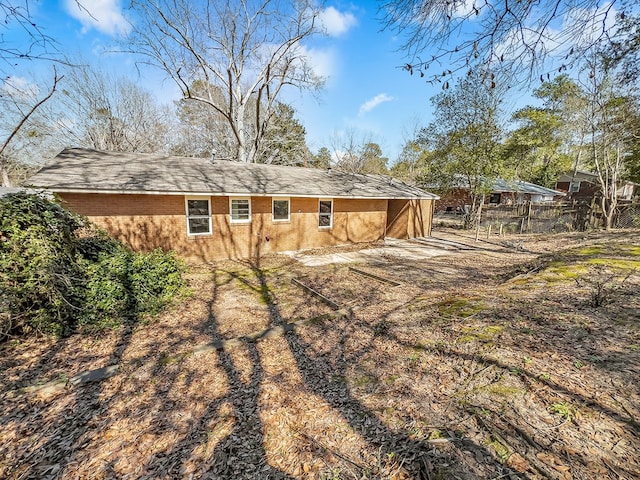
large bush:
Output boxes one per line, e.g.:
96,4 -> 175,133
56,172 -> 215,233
0,192 -> 186,339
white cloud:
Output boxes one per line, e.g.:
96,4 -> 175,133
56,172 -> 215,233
298,44 -> 336,79
563,3 -> 618,46
452,0 -> 477,18
318,6 -> 357,37
359,93 -> 394,115
63,0 -> 130,36
0,76 -> 39,101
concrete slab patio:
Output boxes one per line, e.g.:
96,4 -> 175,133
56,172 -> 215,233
285,238 -> 451,266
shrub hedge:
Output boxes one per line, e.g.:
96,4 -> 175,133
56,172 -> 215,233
0,192 -> 186,339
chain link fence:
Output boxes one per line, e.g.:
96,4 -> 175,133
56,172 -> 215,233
614,203 -> 640,229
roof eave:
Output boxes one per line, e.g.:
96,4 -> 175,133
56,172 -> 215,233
33,186 -> 438,200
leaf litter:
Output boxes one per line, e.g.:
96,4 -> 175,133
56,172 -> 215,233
1,228 -> 639,479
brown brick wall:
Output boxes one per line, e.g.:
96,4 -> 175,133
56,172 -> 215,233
58,193 -> 404,262
61,193 -> 185,216
435,189 -> 473,212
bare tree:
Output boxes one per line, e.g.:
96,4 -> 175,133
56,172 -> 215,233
329,129 -> 372,173
128,0 -> 324,163
0,69 -> 63,187
330,129 -> 389,174
581,55 -> 637,230
64,66 -> 172,153
172,80 -> 235,159
380,0 -> 628,84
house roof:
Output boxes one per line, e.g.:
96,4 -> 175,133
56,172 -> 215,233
28,148 -> 438,200
433,175 -> 564,196
490,178 -> 565,196
558,170 -> 640,186
557,170 -> 598,183
0,186 -> 53,198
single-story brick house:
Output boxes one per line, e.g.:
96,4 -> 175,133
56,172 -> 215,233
436,177 -> 565,213
28,148 -> 439,262
556,171 -> 638,201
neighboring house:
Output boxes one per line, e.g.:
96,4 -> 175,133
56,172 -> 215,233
556,171 -> 639,201
436,177 -> 565,213
28,148 -> 439,262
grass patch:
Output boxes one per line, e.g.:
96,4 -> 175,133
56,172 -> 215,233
541,262 -> 588,283
482,383 -> 524,397
438,296 -> 485,319
486,438 -> 510,462
457,325 -> 504,344
586,257 -> 640,270
575,246 -> 605,256
550,401 -> 576,420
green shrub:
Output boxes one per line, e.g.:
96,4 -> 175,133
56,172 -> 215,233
129,249 -> 186,317
0,193 -> 186,339
0,193 -> 86,336
79,248 -> 134,329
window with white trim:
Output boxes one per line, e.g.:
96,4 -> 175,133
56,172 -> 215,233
569,181 -> 581,193
272,198 -> 290,222
318,199 -> 333,228
185,197 -> 212,235
230,197 -> 251,223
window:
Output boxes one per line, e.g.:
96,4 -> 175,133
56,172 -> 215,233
489,193 -> 501,204
569,181 -> 581,193
185,197 -> 212,236
230,197 -> 251,223
318,199 -> 333,228
272,198 -> 290,222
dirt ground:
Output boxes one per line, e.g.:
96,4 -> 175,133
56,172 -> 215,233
1,228 -> 639,480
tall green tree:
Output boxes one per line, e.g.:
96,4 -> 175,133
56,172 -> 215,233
359,142 -> 389,174
417,71 -> 505,226
259,102 -> 310,166
390,140 -> 432,181
310,147 -> 332,169
504,75 -> 586,187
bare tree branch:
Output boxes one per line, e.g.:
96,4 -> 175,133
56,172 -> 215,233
127,0 -> 324,163
380,0 -> 625,85
0,67 -> 61,187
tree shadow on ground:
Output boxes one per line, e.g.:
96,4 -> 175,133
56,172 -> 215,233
243,257 -> 520,479
1,321 -> 136,479
139,269 -> 294,479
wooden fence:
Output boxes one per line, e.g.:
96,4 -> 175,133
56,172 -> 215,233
435,201 -> 640,234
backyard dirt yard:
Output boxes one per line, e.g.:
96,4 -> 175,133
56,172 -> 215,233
1,228 -> 639,480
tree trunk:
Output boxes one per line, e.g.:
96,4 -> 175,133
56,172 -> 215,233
1,164 -> 12,187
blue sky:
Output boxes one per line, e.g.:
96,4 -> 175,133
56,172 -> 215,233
4,0 -> 622,162
5,0 -> 446,162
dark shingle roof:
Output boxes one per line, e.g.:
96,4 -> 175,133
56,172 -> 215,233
28,148 -> 438,200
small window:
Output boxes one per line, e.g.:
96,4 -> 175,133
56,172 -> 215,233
272,198 -> 290,222
186,197 -> 212,236
569,181 -> 580,193
489,193 -> 501,204
230,197 -> 251,223
318,199 -> 333,228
